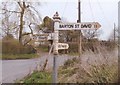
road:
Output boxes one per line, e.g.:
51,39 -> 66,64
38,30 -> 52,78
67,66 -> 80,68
2,54 -> 73,83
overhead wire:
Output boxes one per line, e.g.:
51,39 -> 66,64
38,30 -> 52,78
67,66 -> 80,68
96,0 -> 113,27
88,0 -> 95,22
61,0 -> 68,19
85,0 -> 98,38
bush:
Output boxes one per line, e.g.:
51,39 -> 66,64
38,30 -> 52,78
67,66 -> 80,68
2,39 -> 36,54
68,42 -> 78,53
2,54 -> 38,60
67,40 -> 116,54
38,45 -> 49,52
68,41 -> 99,53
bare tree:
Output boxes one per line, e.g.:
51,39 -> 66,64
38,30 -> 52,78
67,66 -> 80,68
1,2 -> 19,38
82,29 -> 102,40
1,1 -> 42,45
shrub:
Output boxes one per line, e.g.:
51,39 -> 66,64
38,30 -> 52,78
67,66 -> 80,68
68,42 -> 78,53
2,39 -> 36,54
38,45 -> 49,52
67,40 -> 116,54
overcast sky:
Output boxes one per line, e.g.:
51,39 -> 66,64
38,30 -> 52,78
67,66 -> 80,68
38,0 -> 119,40
0,0 -> 120,40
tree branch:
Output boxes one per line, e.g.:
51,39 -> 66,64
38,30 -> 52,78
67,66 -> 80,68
22,23 -> 33,36
17,2 -> 23,9
22,32 -> 32,36
2,8 -> 21,13
29,5 -> 42,21
28,23 -> 33,34
23,38 -> 32,46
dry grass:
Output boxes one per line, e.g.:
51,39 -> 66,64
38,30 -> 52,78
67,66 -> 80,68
58,46 -> 118,83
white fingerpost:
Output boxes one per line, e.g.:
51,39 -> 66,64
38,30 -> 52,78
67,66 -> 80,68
53,12 -> 61,54
52,12 -> 61,84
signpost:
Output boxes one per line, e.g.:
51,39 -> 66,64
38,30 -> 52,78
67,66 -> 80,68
52,12 -> 61,84
52,12 -> 101,84
32,34 -> 48,41
47,33 -> 54,40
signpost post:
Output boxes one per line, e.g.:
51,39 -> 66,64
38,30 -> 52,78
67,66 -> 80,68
52,12 -> 61,84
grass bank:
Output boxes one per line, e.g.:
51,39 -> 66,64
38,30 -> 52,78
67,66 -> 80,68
2,54 -> 39,60
58,48 -> 118,83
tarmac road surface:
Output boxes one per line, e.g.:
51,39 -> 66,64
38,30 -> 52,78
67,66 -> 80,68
2,54 -> 73,83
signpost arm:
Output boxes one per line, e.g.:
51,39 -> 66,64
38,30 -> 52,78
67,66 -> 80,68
52,12 -> 61,84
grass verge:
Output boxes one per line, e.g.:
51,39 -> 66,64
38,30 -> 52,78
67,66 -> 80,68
17,71 -> 52,83
2,54 -> 39,60
58,49 -> 118,83
58,59 -> 118,83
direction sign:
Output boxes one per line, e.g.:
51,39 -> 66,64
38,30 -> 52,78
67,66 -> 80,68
57,22 -> 101,30
47,33 -> 54,40
57,43 -> 69,50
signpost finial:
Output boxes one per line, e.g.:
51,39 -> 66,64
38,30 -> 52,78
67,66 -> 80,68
53,12 -> 61,20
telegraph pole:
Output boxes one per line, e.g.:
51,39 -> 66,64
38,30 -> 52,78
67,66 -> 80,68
77,0 -> 82,57
114,23 -> 116,43
78,0 -> 81,22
